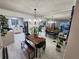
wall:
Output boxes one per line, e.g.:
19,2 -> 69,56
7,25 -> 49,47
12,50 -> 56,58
64,0 -> 79,59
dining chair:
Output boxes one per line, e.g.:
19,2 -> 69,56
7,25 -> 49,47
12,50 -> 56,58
21,41 -> 35,59
35,40 -> 46,57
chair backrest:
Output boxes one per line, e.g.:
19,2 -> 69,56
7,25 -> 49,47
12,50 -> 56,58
1,30 -> 14,47
35,41 -> 45,48
25,41 -> 35,50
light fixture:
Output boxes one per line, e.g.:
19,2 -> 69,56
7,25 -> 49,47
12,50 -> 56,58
12,17 -> 17,19
34,8 -> 37,24
33,9 -> 43,22
48,21 -> 56,24
28,19 -> 32,22
39,19 -> 42,22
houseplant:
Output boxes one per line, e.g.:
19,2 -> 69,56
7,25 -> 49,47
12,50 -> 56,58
56,32 -> 64,52
30,26 -> 39,37
0,15 -> 9,59
0,15 -> 8,36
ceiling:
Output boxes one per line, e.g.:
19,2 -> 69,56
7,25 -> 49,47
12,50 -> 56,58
0,0 -> 76,18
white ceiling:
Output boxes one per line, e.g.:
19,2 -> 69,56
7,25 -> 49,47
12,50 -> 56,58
0,0 -> 76,18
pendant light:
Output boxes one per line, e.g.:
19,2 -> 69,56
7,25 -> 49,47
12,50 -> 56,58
34,8 -> 37,25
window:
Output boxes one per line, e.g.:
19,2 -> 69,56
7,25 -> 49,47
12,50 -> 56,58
11,19 -> 18,27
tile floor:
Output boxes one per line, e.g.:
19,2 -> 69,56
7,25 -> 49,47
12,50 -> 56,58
0,31 -> 65,59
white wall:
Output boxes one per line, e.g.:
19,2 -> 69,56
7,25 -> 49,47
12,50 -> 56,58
64,0 -> 79,59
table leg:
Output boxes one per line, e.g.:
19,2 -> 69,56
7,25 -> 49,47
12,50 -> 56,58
35,48 -> 38,57
43,41 -> 46,52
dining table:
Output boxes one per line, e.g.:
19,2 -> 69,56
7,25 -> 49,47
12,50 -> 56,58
26,34 -> 46,57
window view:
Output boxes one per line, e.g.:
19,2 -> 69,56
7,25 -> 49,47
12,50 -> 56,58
12,19 -> 18,26
0,0 -> 77,59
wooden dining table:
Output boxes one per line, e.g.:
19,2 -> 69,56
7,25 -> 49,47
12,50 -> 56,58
26,34 -> 46,57
26,34 -> 45,44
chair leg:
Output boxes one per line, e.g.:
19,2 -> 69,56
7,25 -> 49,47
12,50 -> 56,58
39,48 -> 41,57
5,48 -> 8,59
2,47 -> 8,59
43,41 -> 46,52
33,51 -> 35,59
2,48 -> 5,59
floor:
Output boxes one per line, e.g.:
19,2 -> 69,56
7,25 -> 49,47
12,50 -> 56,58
0,31 -> 64,59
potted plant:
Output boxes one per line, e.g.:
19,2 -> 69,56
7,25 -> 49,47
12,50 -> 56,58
30,26 -> 39,37
56,39 -> 64,52
0,15 -> 9,59
56,32 -> 64,52
0,15 -> 8,36
56,43 -> 61,52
